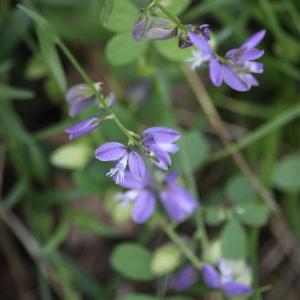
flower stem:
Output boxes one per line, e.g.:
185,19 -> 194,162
155,2 -> 187,33
157,216 -> 201,267
57,40 -> 139,146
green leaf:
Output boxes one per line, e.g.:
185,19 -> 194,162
119,294 -> 156,300
110,243 -> 155,281
70,210 -> 120,237
205,205 -> 226,226
37,27 -> 67,93
177,130 -> 208,170
225,174 -> 256,204
25,54 -> 48,80
100,0 -> 115,26
272,153 -> 300,192
159,0 -> 191,15
0,84 -> 34,100
50,142 -> 92,170
18,5 -> 53,33
236,203 -> 270,227
105,0 -> 138,32
221,218 -> 247,259
42,221 -> 69,255
154,38 -> 192,62
151,243 -> 181,275
105,33 -> 148,66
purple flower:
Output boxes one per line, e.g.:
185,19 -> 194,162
169,266 -> 198,291
179,24 -> 210,49
66,83 -> 115,116
144,18 -> 177,40
132,11 -> 148,41
66,83 -> 101,117
95,142 -> 145,184
160,172 -> 198,221
118,171 -> 156,223
64,116 -> 102,140
142,127 -> 181,170
118,171 -> 198,223
201,261 -> 252,297
188,30 -> 266,92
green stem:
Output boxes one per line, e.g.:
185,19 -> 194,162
157,216 -> 201,267
57,40 -> 139,146
155,2 -> 187,33
250,228 -> 261,300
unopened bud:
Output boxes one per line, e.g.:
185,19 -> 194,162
145,18 -> 177,40
132,10 -> 148,41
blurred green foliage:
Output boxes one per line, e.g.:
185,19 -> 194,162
0,0 -> 300,299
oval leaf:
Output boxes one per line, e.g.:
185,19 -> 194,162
110,243 -> 155,281
105,33 -> 148,66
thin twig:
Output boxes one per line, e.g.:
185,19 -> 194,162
181,65 -> 280,214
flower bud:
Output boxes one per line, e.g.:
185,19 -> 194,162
132,10 -> 148,41
145,18 -> 177,40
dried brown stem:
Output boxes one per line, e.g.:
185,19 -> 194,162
182,65 -> 280,214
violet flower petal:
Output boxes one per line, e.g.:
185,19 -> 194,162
66,83 -> 98,117
244,61 -> 264,73
95,142 -> 127,161
160,184 -> 197,221
132,191 -> 156,223
64,116 -> 101,140
118,171 -> 149,190
132,18 -> 147,41
221,65 -> 250,92
165,171 -> 178,185
222,282 -> 252,296
188,32 -> 213,56
169,266 -> 198,291
143,127 -> 181,143
151,147 -> 172,171
209,59 -> 223,86
201,264 -> 221,289
128,151 -> 145,179
241,30 -> 266,49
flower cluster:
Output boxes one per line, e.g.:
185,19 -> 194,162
201,259 -> 252,297
187,30 -> 266,92
64,84 -> 198,224
133,4 -> 266,92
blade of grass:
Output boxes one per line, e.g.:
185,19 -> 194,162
208,103 -> 300,161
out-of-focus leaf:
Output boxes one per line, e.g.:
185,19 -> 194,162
236,203 -> 270,226
110,243 -> 155,281
50,142 -> 92,170
174,130 -> 208,171
100,0 -> 115,26
105,33 -> 148,66
225,174 -> 256,204
105,0 -> 137,32
36,27 -> 67,94
18,5 -> 53,33
154,38 -> 191,62
119,294 -> 156,300
158,0 -> 191,15
42,221 -> 69,255
69,209 -> 120,237
151,243 -> 181,275
221,218 -> 247,259
25,54 -> 48,80
205,205 -> 226,226
272,153 -> 300,192
0,84 -> 34,100
4,179 -> 27,209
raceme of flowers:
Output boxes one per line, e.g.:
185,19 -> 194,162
62,4 -> 267,297
64,83 -> 198,224
133,6 -> 266,92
